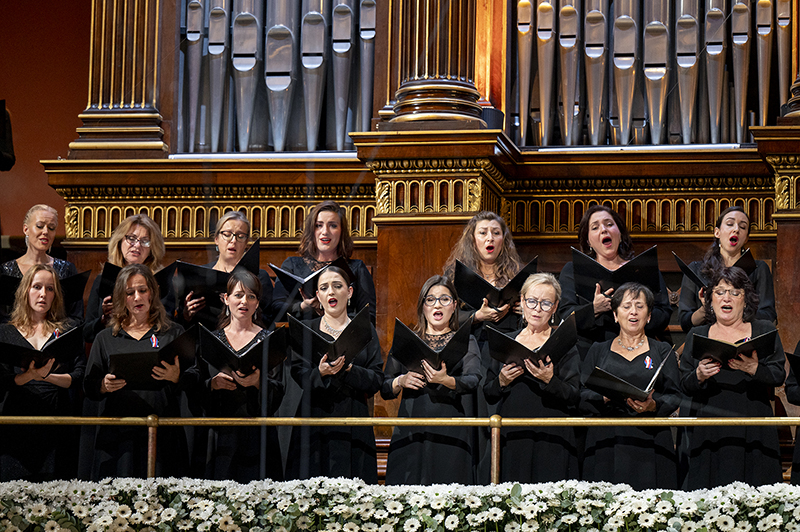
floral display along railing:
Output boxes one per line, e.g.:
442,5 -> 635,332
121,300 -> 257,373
3,476 -> 800,532
3,415 -> 800,485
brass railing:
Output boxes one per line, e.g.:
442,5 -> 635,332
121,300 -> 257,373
2,415 -> 799,482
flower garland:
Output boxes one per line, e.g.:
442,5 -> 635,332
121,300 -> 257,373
1,478 -> 799,532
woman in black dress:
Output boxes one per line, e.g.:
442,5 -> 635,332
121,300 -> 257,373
483,273 -> 580,483
199,270 -> 284,481
271,200 -> 375,324
678,206 -> 776,332
0,205 -> 80,321
83,263 -> 190,479
783,340 -> 800,485
0,264 -> 84,480
287,266 -> 383,482
381,275 -> 481,485
181,211 -> 274,328
680,267 -> 784,489
579,282 -> 682,490
84,213 -> 171,343
558,205 -> 672,358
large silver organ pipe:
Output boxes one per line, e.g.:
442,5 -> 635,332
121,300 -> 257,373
583,0 -> 608,145
611,0 -> 640,145
517,1 -> 534,146
536,0 -> 557,146
186,0 -> 205,152
232,0 -> 263,153
675,0 -> 699,144
301,0 -> 331,151
558,0 -> 582,145
731,0 -> 751,143
332,0 -> 356,151
208,0 -> 231,152
359,0 -> 376,133
643,0 -> 669,145
705,0 -> 726,144
265,1 -> 300,152
777,0 -> 791,107
755,0 -> 773,126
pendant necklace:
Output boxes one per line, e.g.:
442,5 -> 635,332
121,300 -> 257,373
617,336 -> 645,352
322,316 -> 350,338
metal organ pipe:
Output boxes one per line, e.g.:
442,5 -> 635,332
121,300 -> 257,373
643,0 -> 670,145
231,0 -> 263,153
265,0 -> 300,152
301,0 -> 331,151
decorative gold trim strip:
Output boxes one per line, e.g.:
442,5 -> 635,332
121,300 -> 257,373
77,113 -> 162,119
75,127 -> 164,134
67,141 -> 168,150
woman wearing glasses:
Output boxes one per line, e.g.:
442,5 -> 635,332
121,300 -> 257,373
84,214 -> 171,343
180,211 -> 273,329
680,267 -> 785,489
483,273 -> 580,482
380,276 -> 481,485
271,200 -> 376,324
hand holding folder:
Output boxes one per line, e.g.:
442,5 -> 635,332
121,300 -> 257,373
107,326 -> 198,390
99,262 -> 176,301
453,258 -> 538,310
0,324 -> 84,374
288,305 -> 372,370
198,324 -> 286,376
388,316 -> 474,375
585,355 -> 670,402
690,329 -> 777,366
486,312 -> 577,368
270,257 -> 356,301
572,246 -> 661,302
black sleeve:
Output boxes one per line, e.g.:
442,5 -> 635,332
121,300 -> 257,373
786,342 -> 800,405
750,321 -> 786,387
380,355 -> 405,400
350,260 -> 377,325
752,261 -> 777,324
558,262 -> 601,333
84,331 -> 110,400
544,345 -> 581,406
578,343 -> 607,415
258,269 -> 275,327
83,275 -> 106,344
341,327 -> 384,396
678,268 -> 702,333
271,257 -> 305,322
651,343 -> 683,416
680,328 -> 705,395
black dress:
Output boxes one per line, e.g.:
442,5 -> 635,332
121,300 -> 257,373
83,322 -> 191,479
286,317 -> 383,482
558,261 -> 673,357
483,330 -> 581,483
381,331 -> 481,485
579,339 -> 682,490
0,322 -> 85,481
0,259 -> 82,322
784,340 -> 800,485
199,328 -> 284,482
678,259 -> 776,332
271,256 -> 376,325
680,320 -> 785,489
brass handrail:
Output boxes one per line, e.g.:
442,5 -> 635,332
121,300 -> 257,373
3,415 -> 799,482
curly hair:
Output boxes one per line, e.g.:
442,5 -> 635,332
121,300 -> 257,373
610,282 -> 655,315
702,266 -> 759,324
217,269 -> 264,329
700,206 -> 749,280
107,214 -> 165,272
9,264 -> 68,336
413,275 -> 460,336
109,263 -> 171,335
442,211 -> 522,287
298,201 -> 354,260
577,205 -> 635,261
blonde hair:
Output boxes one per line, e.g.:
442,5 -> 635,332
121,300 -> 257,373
9,264 -> 67,336
214,211 -> 251,239
108,263 -> 171,335
23,204 -> 59,227
107,214 -> 165,271
519,272 -> 562,303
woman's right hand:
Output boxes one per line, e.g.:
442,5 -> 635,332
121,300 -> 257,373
100,295 -> 113,324
691,287 -> 707,326
100,374 -> 126,393
498,363 -> 524,387
475,298 -> 510,323
14,359 -> 55,386
183,291 -> 206,321
696,357 -> 721,382
299,289 -> 323,315
395,371 -> 426,391
211,372 -> 237,391
319,353 -> 346,376
592,283 -> 614,315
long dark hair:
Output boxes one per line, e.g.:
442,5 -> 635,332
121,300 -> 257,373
217,269 -> 264,329
577,205 -> 635,261
109,263 -> 171,335
298,200 -> 354,260
700,206 -> 750,280
703,266 -> 759,324
413,275 -> 460,336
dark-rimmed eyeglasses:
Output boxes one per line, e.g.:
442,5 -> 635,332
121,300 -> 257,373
713,288 -> 743,298
523,298 -> 554,311
424,295 -> 454,307
124,234 -> 151,247
218,230 -> 248,242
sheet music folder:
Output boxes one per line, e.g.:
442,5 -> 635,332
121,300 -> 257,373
288,305 -> 372,367
270,257 -> 355,299
572,246 -> 661,301
585,355 -> 669,402
672,252 -> 710,289
689,329 -> 778,366
454,257 -> 538,310
100,262 -> 177,301
107,326 -> 198,389
197,324 -> 286,375
388,316 -> 474,374
0,270 -> 91,311
486,312 -> 577,367
0,324 -> 84,372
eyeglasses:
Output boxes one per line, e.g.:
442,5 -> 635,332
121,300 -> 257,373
523,298 -> 554,311
424,295 -> 454,307
218,230 -> 248,242
713,288 -> 744,298
124,234 -> 151,247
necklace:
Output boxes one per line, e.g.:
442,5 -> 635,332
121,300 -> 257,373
617,336 -> 645,351
322,316 -> 350,337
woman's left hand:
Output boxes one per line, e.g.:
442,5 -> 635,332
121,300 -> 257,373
15,358 -> 55,385
318,354 -> 346,376
524,357 -> 553,384
627,390 -> 656,414
422,359 -> 456,389
233,368 -> 260,389
511,301 -> 523,315
152,356 -> 180,383
728,350 -> 759,376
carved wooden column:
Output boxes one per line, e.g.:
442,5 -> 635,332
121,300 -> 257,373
68,0 -> 179,159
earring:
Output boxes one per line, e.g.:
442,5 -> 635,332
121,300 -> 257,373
348,298 -> 351,306
588,246 -> 593,254
225,307 -> 230,316
215,244 -> 219,252
549,313 -> 558,326
24,235 -> 29,248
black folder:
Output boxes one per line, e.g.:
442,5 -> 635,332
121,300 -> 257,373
733,249 -> 757,276
672,252 -> 710,289
0,270 -> 91,312
108,326 -> 198,389
454,257 -> 539,310
0,324 -> 84,372
486,312 -> 577,367
99,262 -> 177,301
270,256 -> 356,299
689,329 -> 778,366
388,316 -> 474,374
288,305 -> 372,367
197,324 -> 286,375
585,355 -> 669,402
572,245 -> 661,301
787,352 -> 800,382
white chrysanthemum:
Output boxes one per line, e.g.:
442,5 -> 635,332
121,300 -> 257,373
74,505 -> 90,519
298,499 -> 312,512
444,515 -> 459,530
333,505 -> 350,516
504,521 -> 521,532
520,521 -> 539,532
378,524 -> 394,532
219,515 -> 237,532
327,523 -> 343,532
679,502 -> 698,515
668,517 -> 684,530
408,495 -> 426,508
466,514 -> 480,526
115,505 -> 132,518
345,521 -> 360,532
580,515 -> 594,526
296,516 -> 312,530
161,508 -> 177,521
734,520 -> 753,532
30,503 -> 48,517
96,515 -> 114,527
433,513 -> 445,524
197,521 -> 212,532
43,520 -> 59,532
176,520 -> 193,530
751,508 -> 766,518
487,507 -> 504,522
681,521 -> 698,532
561,514 -> 578,525
386,501 -> 403,514
784,522 -> 800,532
575,500 -> 590,515
638,513 -> 655,527
134,501 -> 148,513
464,496 -> 482,509
602,524 -> 618,532
363,524 -> 378,532
655,500 -> 673,514
716,515 -> 735,531
403,517 -> 421,532
430,498 -> 446,510
374,510 -> 389,520
794,507 -> 800,521
606,516 -> 624,528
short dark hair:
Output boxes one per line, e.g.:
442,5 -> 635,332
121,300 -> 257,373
577,205 -> 635,260
703,266 -> 759,324
610,282 -> 654,315
413,275 -> 460,336
217,269 -> 263,329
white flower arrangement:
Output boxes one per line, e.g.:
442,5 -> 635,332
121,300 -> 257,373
0,478 -> 800,532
